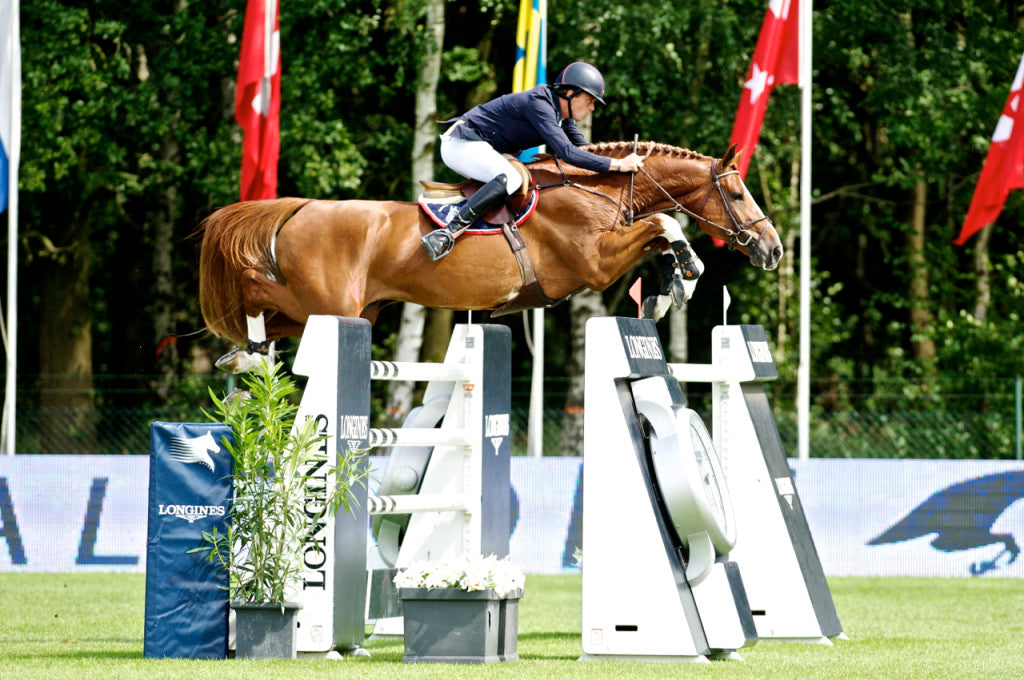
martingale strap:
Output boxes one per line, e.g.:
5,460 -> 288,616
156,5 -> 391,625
490,222 -> 577,317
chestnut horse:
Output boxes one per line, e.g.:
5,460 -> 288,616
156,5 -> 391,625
198,141 -> 782,370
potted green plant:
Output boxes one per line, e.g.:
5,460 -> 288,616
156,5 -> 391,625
192,361 -> 363,659
393,555 -> 525,664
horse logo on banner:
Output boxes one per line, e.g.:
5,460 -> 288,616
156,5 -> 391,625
166,432 -> 221,473
868,470 -> 1024,576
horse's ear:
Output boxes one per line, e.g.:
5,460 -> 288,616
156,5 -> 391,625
722,143 -> 739,168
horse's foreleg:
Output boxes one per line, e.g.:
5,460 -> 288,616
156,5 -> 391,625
214,313 -> 277,374
649,213 -> 704,287
662,238 -> 704,307
641,252 -> 680,321
638,215 -> 705,320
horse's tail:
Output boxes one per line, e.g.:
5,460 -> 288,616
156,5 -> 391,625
198,197 -> 313,345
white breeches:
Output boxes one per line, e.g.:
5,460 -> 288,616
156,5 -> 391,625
439,136 -> 523,194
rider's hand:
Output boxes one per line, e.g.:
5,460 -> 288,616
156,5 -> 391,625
613,152 -> 645,173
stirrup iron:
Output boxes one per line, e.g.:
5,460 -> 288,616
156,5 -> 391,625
421,229 -> 456,261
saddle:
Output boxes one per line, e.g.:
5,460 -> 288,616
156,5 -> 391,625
416,157 -> 569,316
417,156 -> 536,231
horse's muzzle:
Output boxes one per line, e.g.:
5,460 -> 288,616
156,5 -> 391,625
750,242 -> 783,271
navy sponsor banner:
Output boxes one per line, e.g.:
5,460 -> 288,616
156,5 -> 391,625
478,324 -> 512,558
614,317 -> 670,378
144,422 -> 233,659
790,459 -> 1024,578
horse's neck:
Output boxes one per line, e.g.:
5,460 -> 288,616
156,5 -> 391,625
634,156 -> 711,212
532,152 -> 711,212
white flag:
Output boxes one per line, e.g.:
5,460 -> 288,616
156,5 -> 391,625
1,1 -> 19,457
0,1 -> 19,213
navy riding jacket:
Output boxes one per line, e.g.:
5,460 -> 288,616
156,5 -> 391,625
448,85 -> 612,174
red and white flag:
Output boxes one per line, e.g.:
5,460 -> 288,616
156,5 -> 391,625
729,0 -> 800,180
954,51 -> 1024,246
235,0 -> 280,201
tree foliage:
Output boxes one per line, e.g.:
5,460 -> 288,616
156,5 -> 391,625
9,0 -> 1024,437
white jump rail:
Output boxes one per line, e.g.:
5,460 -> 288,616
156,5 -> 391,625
367,493 -> 471,515
366,427 -> 470,449
370,360 -> 472,383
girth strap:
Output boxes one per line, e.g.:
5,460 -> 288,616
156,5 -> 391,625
502,222 -> 536,286
490,221 -> 576,317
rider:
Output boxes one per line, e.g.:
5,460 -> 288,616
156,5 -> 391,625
421,61 -> 647,261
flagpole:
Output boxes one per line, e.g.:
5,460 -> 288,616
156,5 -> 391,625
527,0 -> 546,458
264,0 -> 274,98
3,2 -> 19,457
797,0 -> 812,460
520,0 -> 547,458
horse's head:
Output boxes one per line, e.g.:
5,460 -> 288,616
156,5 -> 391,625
692,144 -> 783,270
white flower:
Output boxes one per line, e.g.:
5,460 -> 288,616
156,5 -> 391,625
393,554 -> 525,599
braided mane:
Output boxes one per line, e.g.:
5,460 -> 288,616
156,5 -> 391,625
583,141 -> 709,161
524,140 -> 714,218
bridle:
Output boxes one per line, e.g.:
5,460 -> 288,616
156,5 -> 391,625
685,159 -> 773,248
541,153 -> 772,250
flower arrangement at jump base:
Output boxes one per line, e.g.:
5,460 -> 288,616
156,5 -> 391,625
393,554 -> 526,598
394,554 -> 525,664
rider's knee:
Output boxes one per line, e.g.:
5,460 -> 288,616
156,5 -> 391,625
503,171 -> 523,195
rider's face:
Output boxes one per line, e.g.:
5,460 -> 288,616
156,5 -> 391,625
573,93 -> 597,121
559,91 -> 597,122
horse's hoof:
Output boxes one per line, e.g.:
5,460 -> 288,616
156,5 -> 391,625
215,349 -> 270,374
641,295 -> 658,319
641,295 -> 672,321
669,278 -> 689,310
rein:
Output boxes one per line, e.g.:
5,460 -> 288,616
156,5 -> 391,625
537,153 -> 771,249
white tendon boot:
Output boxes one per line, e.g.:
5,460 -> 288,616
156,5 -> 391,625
214,314 -> 277,373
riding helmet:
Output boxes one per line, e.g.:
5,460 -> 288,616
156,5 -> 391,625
553,62 -> 606,104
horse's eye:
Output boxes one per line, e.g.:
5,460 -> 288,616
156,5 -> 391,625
731,191 -> 743,201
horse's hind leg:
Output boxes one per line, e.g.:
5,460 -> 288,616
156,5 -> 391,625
214,268 -> 317,373
214,313 -> 277,374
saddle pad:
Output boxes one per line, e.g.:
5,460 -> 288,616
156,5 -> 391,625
418,184 -> 538,233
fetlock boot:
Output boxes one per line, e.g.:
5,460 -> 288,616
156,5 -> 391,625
670,240 -> 704,281
653,253 -> 687,311
422,175 -> 509,261
668,240 -> 704,307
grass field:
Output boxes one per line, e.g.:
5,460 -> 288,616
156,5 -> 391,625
1,573 -> 1022,680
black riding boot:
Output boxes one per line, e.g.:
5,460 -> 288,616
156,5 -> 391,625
421,175 -> 509,261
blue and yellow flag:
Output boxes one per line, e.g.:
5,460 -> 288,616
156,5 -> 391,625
513,0 -> 546,161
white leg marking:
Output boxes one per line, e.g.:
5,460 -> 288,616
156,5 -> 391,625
647,213 -> 686,244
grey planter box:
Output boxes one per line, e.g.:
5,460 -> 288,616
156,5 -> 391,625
231,601 -> 302,659
399,588 -> 521,663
